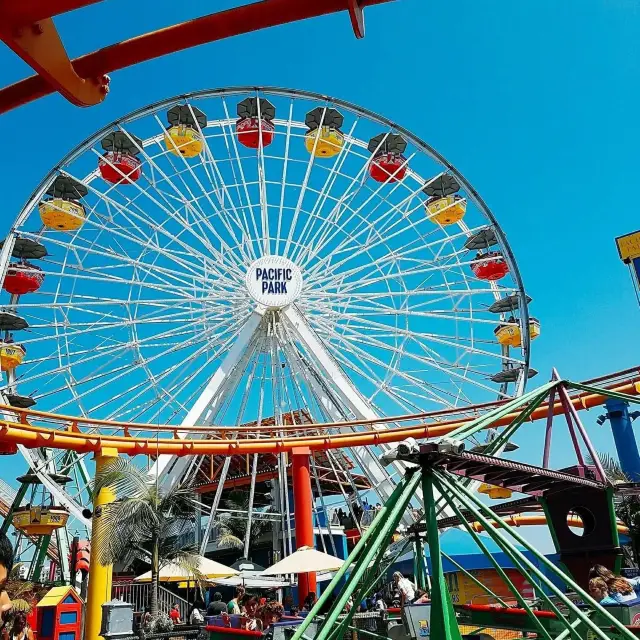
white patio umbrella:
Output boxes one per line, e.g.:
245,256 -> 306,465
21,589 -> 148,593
134,556 -> 238,583
261,546 -> 344,575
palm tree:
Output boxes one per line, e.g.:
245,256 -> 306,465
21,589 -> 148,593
215,490 -> 273,554
93,458 -> 203,617
589,452 -> 640,565
4,564 -> 46,613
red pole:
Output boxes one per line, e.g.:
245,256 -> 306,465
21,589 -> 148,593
292,447 -> 316,605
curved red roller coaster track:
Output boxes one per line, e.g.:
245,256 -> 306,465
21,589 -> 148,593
0,0 -> 391,114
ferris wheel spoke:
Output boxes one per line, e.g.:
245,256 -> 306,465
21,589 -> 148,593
288,117 -> 360,264
144,117 -> 251,273
100,322 -> 244,422
43,239 -> 217,297
282,105 -> 330,260
305,218 -> 479,292
315,317 -> 514,400
316,252 -> 491,297
310,318 -> 448,411
275,100 -> 294,256
308,307 -> 524,365
43,314 -> 248,413
13,311 -> 238,390
254,91 -> 271,256
303,170 -> 436,280
297,147 -> 417,269
115,124 -> 249,272
39,228 -> 244,299
141,333 -> 255,426
303,300 -> 504,328
35,259 -> 212,299
302,285 -> 517,305
69,174 -> 246,291
300,155 -> 422,272
18,306 -> 212,348
315,322 -> 475,409
25,222 -> 221,302
220,99 -> 263,249
58,170 -> 231,283
183,112 -> 257,266
196,136 -> 260,265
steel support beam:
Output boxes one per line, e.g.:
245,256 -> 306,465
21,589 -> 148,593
154,310 -> 264,487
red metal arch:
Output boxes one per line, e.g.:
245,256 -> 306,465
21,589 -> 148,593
0,0 -> 391,114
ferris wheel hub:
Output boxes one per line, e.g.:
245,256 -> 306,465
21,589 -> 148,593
245,255 -> 303,309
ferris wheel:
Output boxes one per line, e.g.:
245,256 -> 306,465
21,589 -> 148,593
0,87 -> 537,569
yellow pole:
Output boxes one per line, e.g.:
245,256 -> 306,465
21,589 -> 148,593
85,447 -> 118,640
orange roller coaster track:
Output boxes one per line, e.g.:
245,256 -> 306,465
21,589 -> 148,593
0,0 -> 392,114
0,368 -> 637,457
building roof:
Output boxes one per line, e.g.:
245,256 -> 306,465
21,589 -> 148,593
37,586 -> 81,607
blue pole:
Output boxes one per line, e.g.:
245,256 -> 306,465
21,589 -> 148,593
606,398 -> 640,481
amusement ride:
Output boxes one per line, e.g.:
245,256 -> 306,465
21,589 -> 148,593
0,6 -> 638,640
0,86 -> 538,581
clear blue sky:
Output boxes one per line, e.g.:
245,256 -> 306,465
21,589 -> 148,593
1,0 -> 639,550
2,0 -> 638,384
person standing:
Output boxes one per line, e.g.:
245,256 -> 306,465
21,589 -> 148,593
169,604 -> 182,624
207,593 -> 226,616
302,592 -> 317,612
392,572 -> 415,608
189,600 -> 205,625
0,533 -> 14,627
228,586 -> 245,614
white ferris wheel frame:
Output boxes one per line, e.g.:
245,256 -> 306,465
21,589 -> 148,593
1,86 -> 533,541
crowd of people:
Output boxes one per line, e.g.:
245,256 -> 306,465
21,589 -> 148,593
333,500 -> 383,529
183,587 -> 288,632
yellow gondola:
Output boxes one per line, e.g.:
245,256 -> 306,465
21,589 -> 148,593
164,104 -> 207,158
494,318 -> 541,348
39,199 -> 86,231
0,342 -> 26,371
12,506 -> 69,536
304,127 -> 345,158
425,195 -> 467,226
164,125 -> 203,158
478,483 -> 512,500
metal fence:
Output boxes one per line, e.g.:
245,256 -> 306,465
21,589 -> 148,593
120,629 -> 204,640
112,582 -> 190,620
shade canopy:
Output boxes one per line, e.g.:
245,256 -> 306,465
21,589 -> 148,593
262,546 -> 344,575
134,556 -> 237,583
214,576 -> 291,589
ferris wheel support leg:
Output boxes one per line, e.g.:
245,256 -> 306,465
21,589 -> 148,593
282,305 -> 421,523
153,310 -> 265,486
85,448 -> 118,640
0,482 -> 28,536
292,447 -> 316,604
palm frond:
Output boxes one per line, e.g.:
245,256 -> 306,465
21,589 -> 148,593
93,457 -> 151,498
587,451 -> 630,483
216,532 -> 244,550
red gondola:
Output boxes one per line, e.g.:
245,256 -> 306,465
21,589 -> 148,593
3,261 -> 44,295
471,251 -> 509,281
98,132 -> 143,184
236,98 -> 276,149
367,133 -> 407,183
0,442 -> 17,455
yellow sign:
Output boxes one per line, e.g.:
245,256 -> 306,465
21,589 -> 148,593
615,230 -> 640,262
